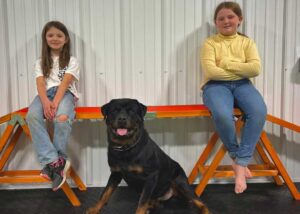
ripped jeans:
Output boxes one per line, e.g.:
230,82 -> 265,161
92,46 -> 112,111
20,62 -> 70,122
26,87 -> 75,166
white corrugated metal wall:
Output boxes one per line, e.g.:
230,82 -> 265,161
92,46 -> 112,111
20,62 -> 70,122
0,0 -> 299,188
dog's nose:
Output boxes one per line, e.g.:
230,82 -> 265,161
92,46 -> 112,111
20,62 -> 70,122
118,117 -> 126,122
117,115 -> 127,125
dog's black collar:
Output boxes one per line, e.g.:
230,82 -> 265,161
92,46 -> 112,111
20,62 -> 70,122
110,131 -> 144,152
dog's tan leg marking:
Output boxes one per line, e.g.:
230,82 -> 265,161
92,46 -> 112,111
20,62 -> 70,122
86,186 -> 115,214
172,182 -> 209,214
110,165 -> 121,172
128,165 -> 144,173
193,199 -> 210,214
135,202 -> 151,214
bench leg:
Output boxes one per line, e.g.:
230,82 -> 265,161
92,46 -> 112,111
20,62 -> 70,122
61,182 -> 81,206
255,142 -> 283,185
69,167 -> 87,191
0,125 -> 23,170
260,131 -> 300,200
188,132 -> 219,184
0,124 -> 16,153
194,144 -> 227,196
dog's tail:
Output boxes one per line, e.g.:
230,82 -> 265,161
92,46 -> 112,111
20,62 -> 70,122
192,199 -> 210,214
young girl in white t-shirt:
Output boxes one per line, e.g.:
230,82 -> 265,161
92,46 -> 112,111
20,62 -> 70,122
26,21 -> 80,191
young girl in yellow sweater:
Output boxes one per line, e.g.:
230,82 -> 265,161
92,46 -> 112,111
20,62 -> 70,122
200,2 -> 267,194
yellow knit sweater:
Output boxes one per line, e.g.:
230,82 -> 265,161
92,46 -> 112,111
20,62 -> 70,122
200,33 -> 261,88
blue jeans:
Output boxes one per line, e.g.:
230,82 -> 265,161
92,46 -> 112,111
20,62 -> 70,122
26,87 -> 75,166
203,79 -> 267,166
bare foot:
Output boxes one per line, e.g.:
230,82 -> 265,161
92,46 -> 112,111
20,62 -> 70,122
232,162 -> 247,194
245,167 -> 253,178
232,161 -> 252,179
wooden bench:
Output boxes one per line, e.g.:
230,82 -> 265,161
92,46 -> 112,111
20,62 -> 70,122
0,105 -> 300,206
0,108 -> 87,206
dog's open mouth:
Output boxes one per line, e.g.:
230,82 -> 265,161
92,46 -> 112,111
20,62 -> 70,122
116,128 -> 128,136
113,128 -> 134,137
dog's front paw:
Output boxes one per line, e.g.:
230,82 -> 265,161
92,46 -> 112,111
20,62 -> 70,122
85,206 -> 100,214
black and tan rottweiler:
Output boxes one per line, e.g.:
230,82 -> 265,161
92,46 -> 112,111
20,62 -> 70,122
86,98 -> 209,214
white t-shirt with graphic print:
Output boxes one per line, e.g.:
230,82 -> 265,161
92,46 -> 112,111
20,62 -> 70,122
34,56 -> 80,99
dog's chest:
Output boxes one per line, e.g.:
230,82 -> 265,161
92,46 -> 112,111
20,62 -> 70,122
109,155 -> 147,174
108,148 -> 155,177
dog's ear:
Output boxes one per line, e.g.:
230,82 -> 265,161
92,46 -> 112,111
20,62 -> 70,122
101,102 -> 110,118
139,102 -> 147,117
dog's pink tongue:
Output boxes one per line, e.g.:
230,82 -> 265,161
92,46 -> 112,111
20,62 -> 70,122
117,129 -> 128,136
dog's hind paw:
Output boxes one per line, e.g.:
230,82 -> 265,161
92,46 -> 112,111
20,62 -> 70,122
85,207 -> 100,214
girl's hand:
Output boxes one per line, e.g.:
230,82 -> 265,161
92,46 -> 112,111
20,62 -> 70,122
218,57 -> 230,69
42,99 -> 55,120
50,101 -> 59,117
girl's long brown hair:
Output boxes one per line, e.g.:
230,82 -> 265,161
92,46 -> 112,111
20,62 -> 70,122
41,21 -> 71,78
214,1 -> 247,37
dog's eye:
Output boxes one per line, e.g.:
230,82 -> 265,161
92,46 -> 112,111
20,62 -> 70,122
112,108 -> 120,113
127,108 -> 136,114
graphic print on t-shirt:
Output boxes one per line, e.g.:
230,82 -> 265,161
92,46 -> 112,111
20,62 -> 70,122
58,66 -> 67,81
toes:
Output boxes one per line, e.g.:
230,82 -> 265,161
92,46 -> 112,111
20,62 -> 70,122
235,183 -> 247,194
245,167 -> 253,178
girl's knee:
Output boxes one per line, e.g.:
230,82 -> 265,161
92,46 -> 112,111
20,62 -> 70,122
213,110 -> 233,123
255,101 -> 267,117
54,115 -> 72,126
252,106 -> 267,121
259,108 -> 267,119
56,115 -> 69,122
53,114 -> 72,130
